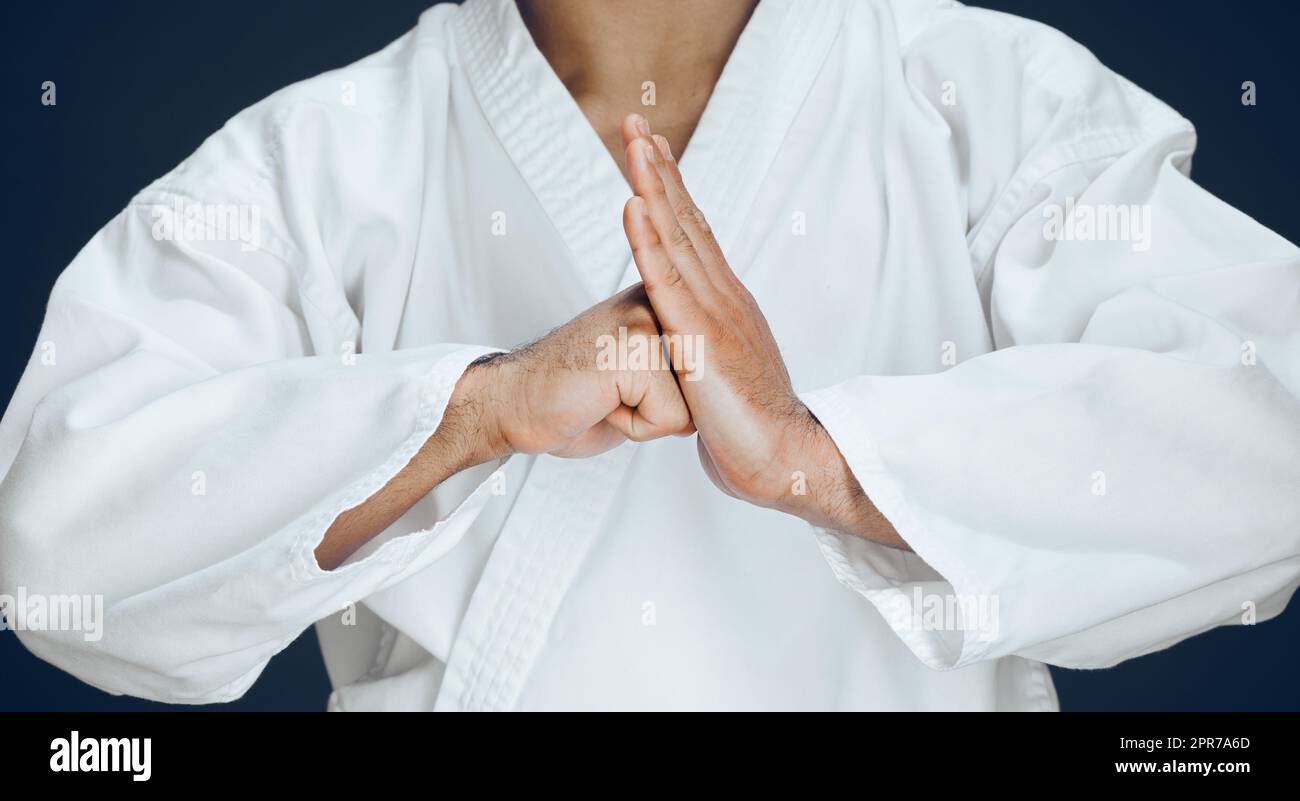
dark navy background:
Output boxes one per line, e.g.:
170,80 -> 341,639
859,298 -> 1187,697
1,1 -> 1296,711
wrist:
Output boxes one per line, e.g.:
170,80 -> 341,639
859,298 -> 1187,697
768,404 -> 831,516
772,404 -> 867,531
787,409 -> 906,546
445,353 -> 516,467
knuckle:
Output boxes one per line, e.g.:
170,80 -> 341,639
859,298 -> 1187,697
667,225 -> 694,252
628,310 -> 656,333
679,203 -> 708,230
621,294 -> 655,323
643,265 -> 685,296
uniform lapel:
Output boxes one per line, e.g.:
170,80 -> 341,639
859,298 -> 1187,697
453,0 -> 632,303
613,0 -> 849,289
440,0 -> 847,711
456,0 -> 848,300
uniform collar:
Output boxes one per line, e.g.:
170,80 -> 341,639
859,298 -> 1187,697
452,0 -> 846,301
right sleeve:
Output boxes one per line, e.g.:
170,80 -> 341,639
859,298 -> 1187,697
0,196 -> 502,704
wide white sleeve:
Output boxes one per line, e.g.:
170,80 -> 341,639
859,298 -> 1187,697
0,196 -> 502,704
803,9 -> 1300,670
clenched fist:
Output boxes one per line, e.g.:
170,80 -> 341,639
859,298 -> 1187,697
462,282 -> 695,459
318,283 -> 693,569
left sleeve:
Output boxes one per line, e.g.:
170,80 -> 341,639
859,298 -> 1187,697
802,6 -> 1300,671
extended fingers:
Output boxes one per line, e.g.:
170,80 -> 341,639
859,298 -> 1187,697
626,135 -> 708,285
623,196 -> 701,332
646,135 -> 731,274
621,113 -> 652,153
622,121 -> 740,296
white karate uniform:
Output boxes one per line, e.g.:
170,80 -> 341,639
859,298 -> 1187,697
2,0 -> 1297,710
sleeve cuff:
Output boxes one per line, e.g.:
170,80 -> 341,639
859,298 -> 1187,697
290,344 -> 504,585
800,382 -> 998,670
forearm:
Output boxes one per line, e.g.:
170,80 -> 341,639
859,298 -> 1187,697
316,284 -> 699,569
314,356 -> 511,570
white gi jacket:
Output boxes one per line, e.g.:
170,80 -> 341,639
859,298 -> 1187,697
2,0 -> 1298,710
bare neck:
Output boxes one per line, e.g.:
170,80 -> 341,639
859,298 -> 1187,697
518,0 -> 757,180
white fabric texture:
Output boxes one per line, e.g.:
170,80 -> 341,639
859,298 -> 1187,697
1,0 -> 1296,710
